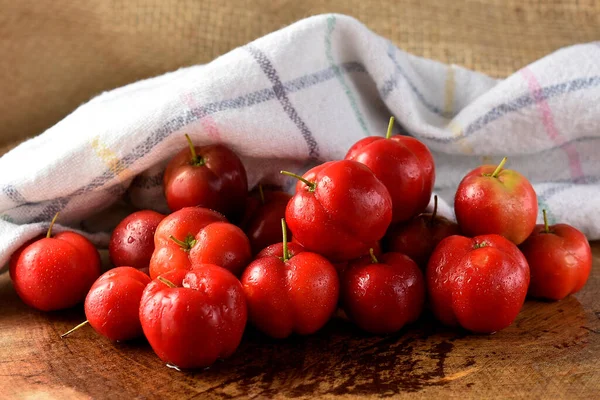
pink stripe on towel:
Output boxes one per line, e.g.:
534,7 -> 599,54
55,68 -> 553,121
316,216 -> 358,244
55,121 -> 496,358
520,68 -> 584,182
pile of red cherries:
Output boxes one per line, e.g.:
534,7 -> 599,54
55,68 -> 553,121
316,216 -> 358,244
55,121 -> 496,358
9,117 -> 592,370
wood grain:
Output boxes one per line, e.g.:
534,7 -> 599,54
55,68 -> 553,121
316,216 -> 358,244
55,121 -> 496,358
1,245 -> 599,400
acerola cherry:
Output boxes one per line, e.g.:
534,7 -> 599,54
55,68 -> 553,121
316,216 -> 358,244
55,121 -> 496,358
149,207 -> 226,278
240,185 -> 292,254
149,207 -> 251,278
140,267 -> 247,369
163,134 -> 248,221
283,160 -> 392,262
520,210 -> 592,301
109,210 -> 165,270
341,249 -> 425,334
187,221 -> 252,276
256,241 -> 305,259
454,157 -> 538,245
241,219 -> 339,338
427,234 -> 530,333
345,117 -> 435,223
61,267 -> 152,341
384,196 -> 461,269
10,214 -> 101,311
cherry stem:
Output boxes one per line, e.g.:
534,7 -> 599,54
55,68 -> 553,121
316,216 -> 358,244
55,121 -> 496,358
169,235 -> 189,249
280,171 -> 316,192
60,320 -> 89,338
430,195 -> 438,225
543,209 -> 549,233
157,276 -> 177,288
47,212 -> 60,238
491,157 -> 508,178
369,248 -> 378,264
385,116 -> 395,139
185,134 -> 197,160
281,218 -> 290,262
258,184 -> 265,205
185,134 -> 204,166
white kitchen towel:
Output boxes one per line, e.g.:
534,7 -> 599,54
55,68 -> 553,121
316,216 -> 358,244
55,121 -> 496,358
1,14 -> 600,272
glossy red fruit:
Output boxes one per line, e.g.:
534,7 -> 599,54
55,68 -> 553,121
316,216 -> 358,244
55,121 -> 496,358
163,135 -> 248,221
188,222 -> 252,276
454,157 -> 538,245
342,249 -> 425,334
9,235 -> 43,280
140,267 -> 247,369
345,117 -> 435,223
427,234 -> 530,333
62,267 -> 152,341
240,185 -> 292,254
284,160 -> 392,262
333,242 -> 383,276
109,210 -> 165,270
10,214 -> 101,311
149,207 -> 226,278
149,207 -> 251,278
256,241 -> 305,259
520,210 -> 592,301
241,219 -> 339,338
384,196 -> 461,269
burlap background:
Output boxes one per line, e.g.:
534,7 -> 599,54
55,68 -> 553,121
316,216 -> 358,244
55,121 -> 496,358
1,0 -> 599,154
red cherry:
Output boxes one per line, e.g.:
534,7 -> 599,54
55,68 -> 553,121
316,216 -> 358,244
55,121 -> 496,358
427,234 -> 530,333
241,219 -> 339,338
61,267 -> 152,341
9,235 -> 43,280
256,241 -> 305,259
139,267 -> 247,369
345,117 -> 435,223
149,207 -> 251,278
10,214 -> 101,311
333,242 -> 383,276
109,210 -> 165,270
240,185 -> 292,254
341,249 -> 425,334
188,222 -> 252,276
454,157 -> 538,245
384,196 -> 461,269
283,160 -> 392,262
149,207 -> 226,278
163,134 -> 247,221
520,210 -> 592,301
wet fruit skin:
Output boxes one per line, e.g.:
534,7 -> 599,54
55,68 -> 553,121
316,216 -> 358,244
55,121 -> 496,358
85,267 -> 152,341
427,234 -> 530,333
241,251 -> 339,338
163,141 -> 248,222
341,252 -> 425,334
520,220 -> 592,301
148,207 -> 226,278
384,209 -> 461,270
188,221 -> 252,276
255,241 -> 305,259
285,160 -> 393,262
10,231 -> 101,311
109,210 -> 165,270
149,208 -> 252,279
139,267 -> 247,369
240,188 -> 292,255
345,121 -> 435,223
454,159 -> 538,245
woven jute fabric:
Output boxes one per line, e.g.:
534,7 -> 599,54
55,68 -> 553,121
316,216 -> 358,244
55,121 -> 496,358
1,0 -> 599,152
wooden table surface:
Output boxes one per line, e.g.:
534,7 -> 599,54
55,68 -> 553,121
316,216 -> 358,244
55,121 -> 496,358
1,244 -> 599,400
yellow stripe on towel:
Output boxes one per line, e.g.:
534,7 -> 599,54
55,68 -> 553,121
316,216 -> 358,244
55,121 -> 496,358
90,136 -> 129,180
